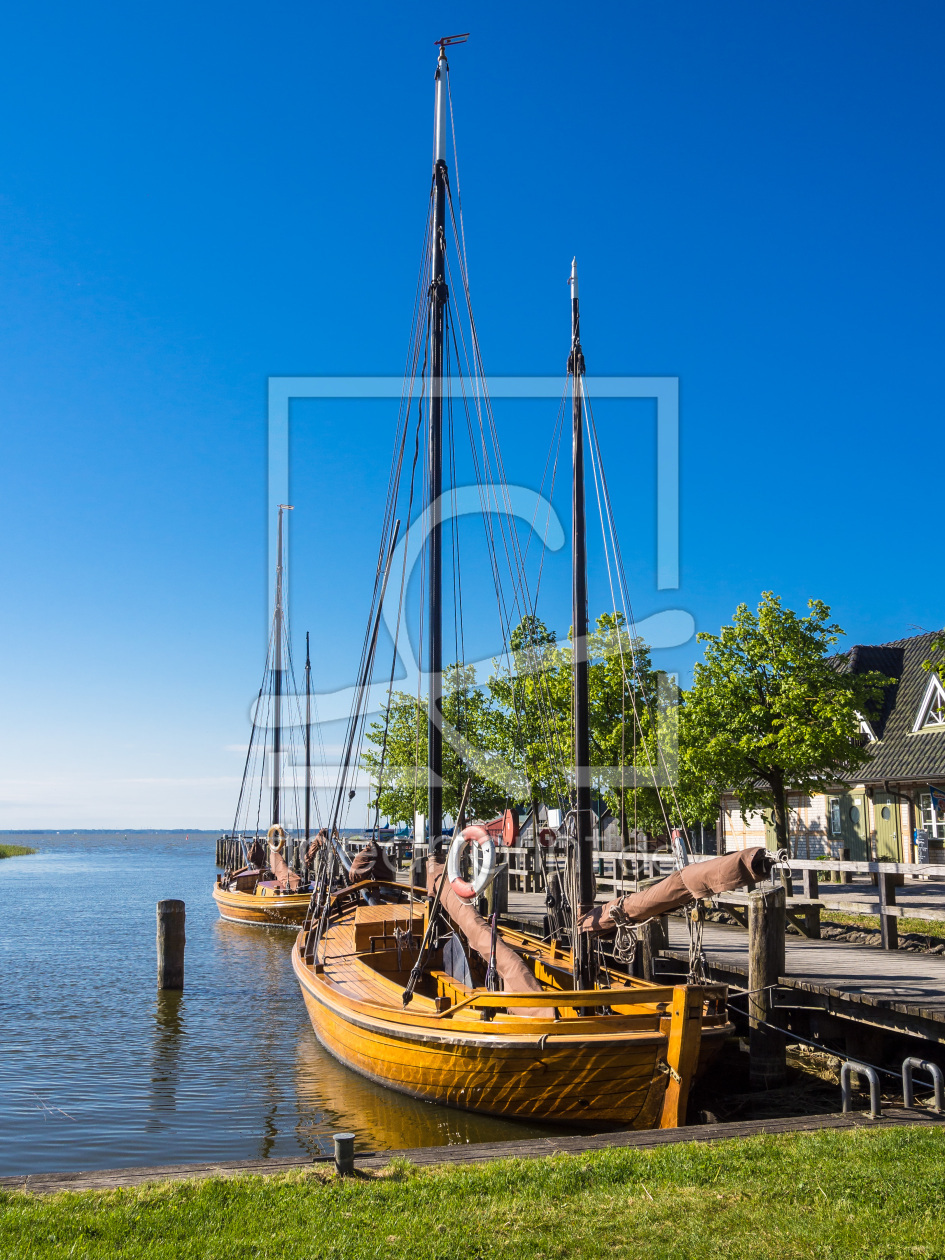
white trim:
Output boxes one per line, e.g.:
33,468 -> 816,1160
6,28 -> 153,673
856,711 -> 877,741
913,674 -> 945,732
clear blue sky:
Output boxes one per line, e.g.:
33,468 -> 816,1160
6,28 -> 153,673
0,1 -> 941,827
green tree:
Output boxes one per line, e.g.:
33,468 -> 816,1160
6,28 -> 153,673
362,663 -> 507,826
682,592 -> 892,852
922,636 -> 945,680
488,615 -> 571,823
586,614 -> 671,839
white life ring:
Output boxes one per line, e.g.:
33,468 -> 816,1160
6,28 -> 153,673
446,825 -> 496,900
267,823 -> 287,854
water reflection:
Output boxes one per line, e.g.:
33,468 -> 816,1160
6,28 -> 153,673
291,1028 -> 566,1152
147,991 -> 184,1132
1,831 -> 574,1175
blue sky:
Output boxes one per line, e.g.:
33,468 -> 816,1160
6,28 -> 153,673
0,1 -> 941,827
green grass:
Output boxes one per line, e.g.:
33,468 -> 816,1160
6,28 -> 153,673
822,910 -> 945,942
3,1127 -> 945,1259
0,843 -> 36,859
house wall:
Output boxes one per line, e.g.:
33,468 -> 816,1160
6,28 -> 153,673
721,790 -> 917,861
721,793 -> 831,856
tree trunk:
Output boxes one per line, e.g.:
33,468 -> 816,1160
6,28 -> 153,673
620,789 -> 630,849
769,773 -> 789,853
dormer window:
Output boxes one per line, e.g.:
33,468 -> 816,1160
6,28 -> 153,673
856,712 -> 877,741
913,675 -> 945,732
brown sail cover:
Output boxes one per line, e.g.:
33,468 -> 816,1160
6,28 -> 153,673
577,847 -> 770,934
427,858 -> 553,1019
305,829 -> 329,867
268,844 -> 302,892
348,841 -> 396,885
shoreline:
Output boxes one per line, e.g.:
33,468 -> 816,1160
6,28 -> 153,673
3,1106 -> 941,1196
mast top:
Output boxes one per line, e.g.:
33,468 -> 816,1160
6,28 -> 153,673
434,32 -> 468,50
433,33 -> 466,164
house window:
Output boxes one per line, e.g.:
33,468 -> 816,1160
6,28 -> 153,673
829,798 -> 842,837
918,792 -> 945,840
913,675 -> 945,732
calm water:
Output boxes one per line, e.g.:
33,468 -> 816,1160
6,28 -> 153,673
0,832 -> 563,1175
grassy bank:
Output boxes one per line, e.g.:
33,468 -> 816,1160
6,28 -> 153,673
0,843 -> 36,859
3,1127 -> 944,1259
822,909 -> 945,942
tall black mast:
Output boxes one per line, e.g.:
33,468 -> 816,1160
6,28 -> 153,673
569,259 -> 595,990
427,41 -> 450,846
304,630 -> 312,842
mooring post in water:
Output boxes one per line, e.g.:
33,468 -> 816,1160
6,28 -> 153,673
156,900 -> 185,990
748,885 -> 785,1087
333,1132 -> 355,1175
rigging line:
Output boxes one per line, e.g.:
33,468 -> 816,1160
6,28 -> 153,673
445,321 -> 469,811
375,200 -> 436,590
582,385 -> 670,834
442,199 -> 535,626
442,245 -> 522,621
231,688 -> 262,835
585,395 -> 692,845
358,213 -> 435,827
328,521 -> 403,832
583,389 -> 681,844
442,193 -> 573,800
281,619 -> 314,835
532,387 -> 567,606
445,64 -> 470,286
350,516 -> 405,830
413,397 -> 430,828
445,213 -> 538,616
371,381 -> 426,828
445,305 -> 571,795
237,598 -> 282,834
523,380 -> 568,572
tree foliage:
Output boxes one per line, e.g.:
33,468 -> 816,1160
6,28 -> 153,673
487,615 -> 571,817
682,592 -> 892,850
362,664 -> 507,826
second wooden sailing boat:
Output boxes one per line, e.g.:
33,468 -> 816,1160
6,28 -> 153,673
291,37 -> 770,1126
214,505 -> 319,928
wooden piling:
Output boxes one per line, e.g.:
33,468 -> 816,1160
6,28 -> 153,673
748,885 -> 785,1087
799,866 -> 821,939
156,900 -> 185,990
878,871 -> 899,950
636,915 -> 669,981
482,863 -> 509,918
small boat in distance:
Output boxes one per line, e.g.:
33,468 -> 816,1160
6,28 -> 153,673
213,504 -> 318,928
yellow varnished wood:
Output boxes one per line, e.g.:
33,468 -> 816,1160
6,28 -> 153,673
290,884 -> 733,1128
658,985 -> 708,1128
212,881 -> 310,928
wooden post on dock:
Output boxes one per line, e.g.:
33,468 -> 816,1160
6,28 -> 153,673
157,900 -> 185,990
878,871 -> 899,950
800,866 -> 821,939
636,915 -> 669,981
482,862 -> 509,918
748,885 -> 785,1087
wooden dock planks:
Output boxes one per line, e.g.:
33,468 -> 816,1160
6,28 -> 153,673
4,1107 -> 941,1196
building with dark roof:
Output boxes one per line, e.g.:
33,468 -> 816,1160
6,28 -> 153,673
721,630 -> 945,862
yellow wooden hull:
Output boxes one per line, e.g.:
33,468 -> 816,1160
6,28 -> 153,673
291,882 -> 731,1128
213,882 -> 310,928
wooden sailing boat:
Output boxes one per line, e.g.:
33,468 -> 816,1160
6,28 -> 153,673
214,505 -> 317,928
291,37 -> 770,1126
